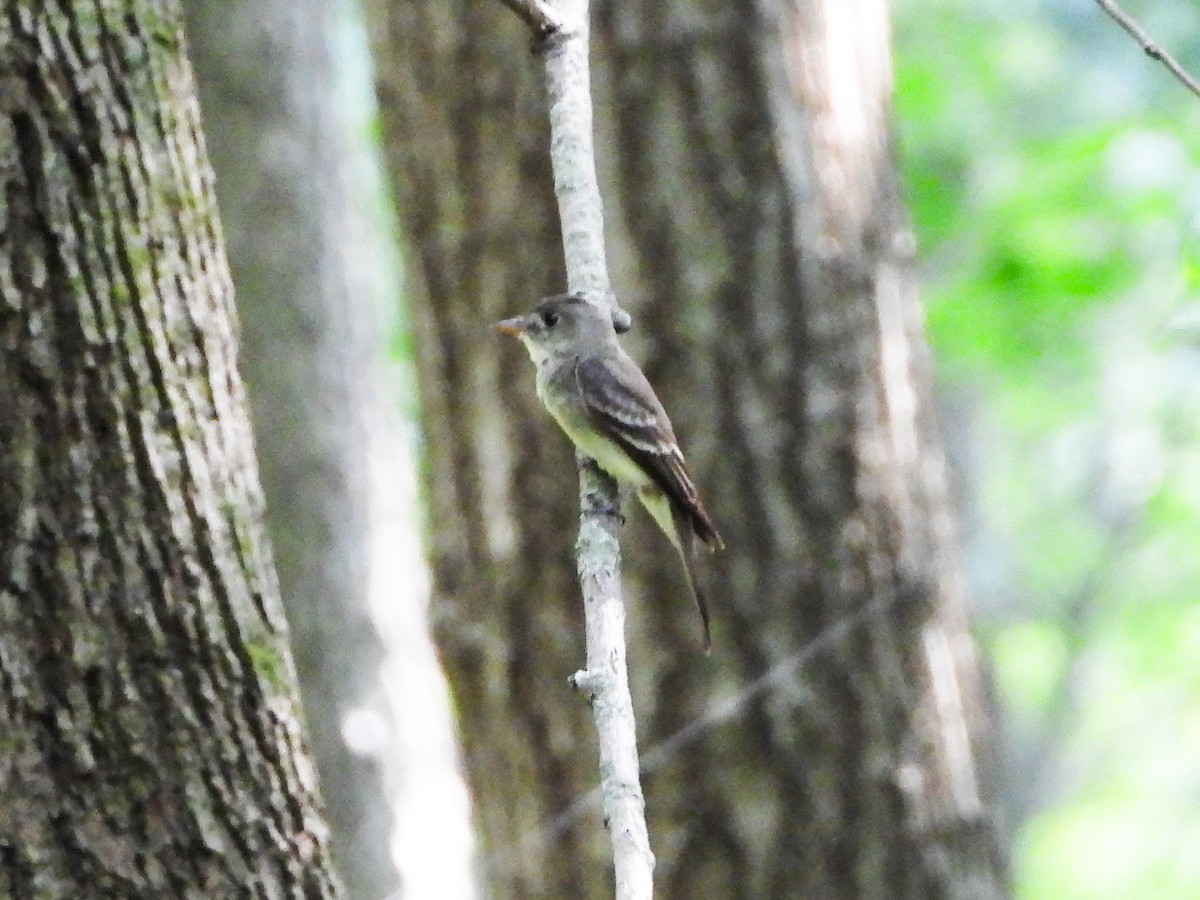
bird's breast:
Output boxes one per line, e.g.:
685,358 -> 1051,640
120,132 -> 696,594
536,364 -> 652,491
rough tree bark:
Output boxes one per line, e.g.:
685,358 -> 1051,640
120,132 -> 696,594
369,0 -> 1008,897
588,2 -> 1007,897
0,1 -> 340,895
183,1 -> 401,896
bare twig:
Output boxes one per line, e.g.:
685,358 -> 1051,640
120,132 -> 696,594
1095,0 -> 1200,100
494,0 -> 654,897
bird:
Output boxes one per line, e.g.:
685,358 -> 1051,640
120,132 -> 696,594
495,292 -> 723,651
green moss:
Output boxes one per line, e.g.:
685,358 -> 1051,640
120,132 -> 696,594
245,638 -> 286,693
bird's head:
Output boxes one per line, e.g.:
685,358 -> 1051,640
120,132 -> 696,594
494,293 -> 626,365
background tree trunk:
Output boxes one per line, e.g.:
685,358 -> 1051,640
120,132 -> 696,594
369,0 -> 1008,897
183,2 -> 402,896
0,1 -> 339,895
589,2 -> 1008,896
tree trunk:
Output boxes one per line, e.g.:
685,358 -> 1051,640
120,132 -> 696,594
0,2 -> 339,895
590,2 -> 1007,896
183,2 -> 401,896
368,0 -> 1008,897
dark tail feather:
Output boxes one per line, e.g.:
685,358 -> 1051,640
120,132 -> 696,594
673,506 -> 712,653
690,502 -> 724,552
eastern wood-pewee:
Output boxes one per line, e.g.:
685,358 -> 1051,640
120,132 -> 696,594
495,292 -> 723,651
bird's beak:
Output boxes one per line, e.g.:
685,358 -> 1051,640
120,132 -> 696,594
494,315 -> 529,336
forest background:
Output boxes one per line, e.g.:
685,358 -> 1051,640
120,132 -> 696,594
279,0 -> 1200,896
894,1 -> 1200,896
9,0 -> 1193,896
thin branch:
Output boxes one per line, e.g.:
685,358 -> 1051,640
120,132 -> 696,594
494,0 -> 654,897
1095,0 -> 1200,100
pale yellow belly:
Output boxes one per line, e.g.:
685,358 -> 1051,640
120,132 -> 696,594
539,384 -> 678,549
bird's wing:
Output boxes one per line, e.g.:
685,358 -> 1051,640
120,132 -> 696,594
574,354 -> 723,549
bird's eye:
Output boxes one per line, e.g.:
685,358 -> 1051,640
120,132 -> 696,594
543,311 -> 560,327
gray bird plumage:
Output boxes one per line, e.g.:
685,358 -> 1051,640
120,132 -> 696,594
496,293 -> 722,651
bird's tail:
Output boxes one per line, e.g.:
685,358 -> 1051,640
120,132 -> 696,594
671,505 -> 712,653
691,504 -> 724,552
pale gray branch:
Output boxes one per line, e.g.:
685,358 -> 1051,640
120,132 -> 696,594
493,0 -> 654,896
1095,0 -> 1200,100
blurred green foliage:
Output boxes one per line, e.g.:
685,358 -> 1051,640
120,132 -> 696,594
894,0 -> 1200,896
